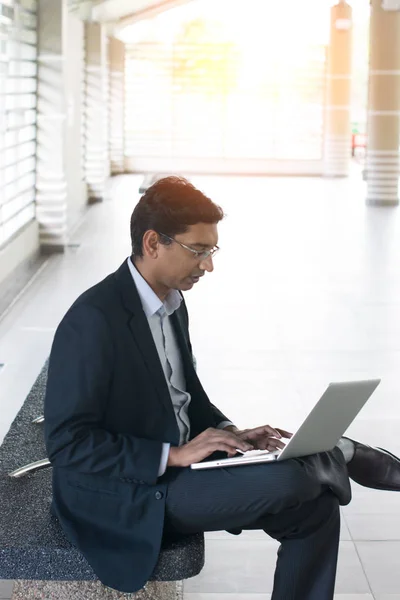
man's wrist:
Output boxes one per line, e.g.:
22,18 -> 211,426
167,446 -> 180,467
223,425 -> 239,433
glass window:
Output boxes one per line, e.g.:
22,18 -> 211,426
5,75 -> 36,93
3,171 -> 35,203
5,92 -> 36,110
6,108 -> 35,129
0,0 -> 37,249
18,124 -> 36,143
3,203 -> 35,242
19,10 -> 36,29
7,40 -> 36,60
2,188 -> 34,221
19,0 -> 37,12
0,4 -> 15,22
4,163 -> 19,185
8,59 -> 36,77
19,28 -> 36,45
124,4 -> 327,165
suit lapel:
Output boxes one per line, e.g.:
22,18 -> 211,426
128,312 -> 173,407
170,310 -> 195,376
114,261 -> 175,416
171,307 -> 215,436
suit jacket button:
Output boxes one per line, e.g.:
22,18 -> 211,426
155,491 -> 163,500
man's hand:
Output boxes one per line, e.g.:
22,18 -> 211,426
234,425 -> 293,452
167,428 -> 254,468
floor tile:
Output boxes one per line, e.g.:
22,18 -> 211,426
343,489 -> 400,516
335,543 -> 372,595
184,594 -> 271,600
346,515 -> 400,541
185,540 -> 370,595
184,594 -> 373,600
343,420 -> 400,452
356,541 -> 400,595
340,515 -> 352,541
184,539 -> 276,594
198,373 -> 304,429
0,580 -> 13,599
332,597 -> 373,600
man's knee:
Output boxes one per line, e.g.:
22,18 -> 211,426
267,459 -> 323,509
265,491 -> 340,542
297,490 -> 340,539
312,490 -> 340,524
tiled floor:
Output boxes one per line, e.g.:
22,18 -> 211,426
1,171 -> 400,599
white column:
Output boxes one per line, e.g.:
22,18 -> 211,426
36,0 -> 68,250
84,23 -> 110,202
108,37 -> 125,175
366,0 -> 400,206
64,9 -> 87,225
323,1 -> 353,177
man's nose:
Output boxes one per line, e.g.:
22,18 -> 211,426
200,255 -> 214,273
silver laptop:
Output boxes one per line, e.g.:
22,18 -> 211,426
191,379 -> 381,470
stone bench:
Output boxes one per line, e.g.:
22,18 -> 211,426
0,364 -> 205,599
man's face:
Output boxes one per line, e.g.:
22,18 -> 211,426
155,222 -> 219,292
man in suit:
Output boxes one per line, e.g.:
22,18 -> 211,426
44,176 -> 400,600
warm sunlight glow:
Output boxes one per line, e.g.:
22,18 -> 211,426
119,0 -> 370,164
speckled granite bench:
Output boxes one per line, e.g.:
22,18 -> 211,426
0,364 -> 205,599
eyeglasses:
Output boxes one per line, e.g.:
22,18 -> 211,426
158,232 -> 220,261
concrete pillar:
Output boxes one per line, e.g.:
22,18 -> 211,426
108,37 -> 125,175
366,0 -> 400,206
324,1 -> 353,177
84,23 -> 110,202
36,0 -> 69,250
64,10 -> 87,226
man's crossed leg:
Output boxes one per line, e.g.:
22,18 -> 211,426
163,429 -> 400,600
163,448 -> 349,600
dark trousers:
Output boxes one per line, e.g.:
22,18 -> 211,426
163,448 -> 352,600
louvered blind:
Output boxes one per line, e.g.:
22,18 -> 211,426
0,0 -> 37,249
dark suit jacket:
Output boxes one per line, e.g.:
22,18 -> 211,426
44,260 -> 230,593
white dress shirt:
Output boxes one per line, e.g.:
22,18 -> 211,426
127,258 -> 233,476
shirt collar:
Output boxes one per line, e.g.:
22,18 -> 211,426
127,257 -> 182,318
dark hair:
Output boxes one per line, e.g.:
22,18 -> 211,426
130,176 -> 224,257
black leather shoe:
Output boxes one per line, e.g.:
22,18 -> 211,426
345,438 -> 400,491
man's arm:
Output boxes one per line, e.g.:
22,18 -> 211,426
44,303 -> 163,485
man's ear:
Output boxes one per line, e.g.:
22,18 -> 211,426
142,230 -> 159,259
